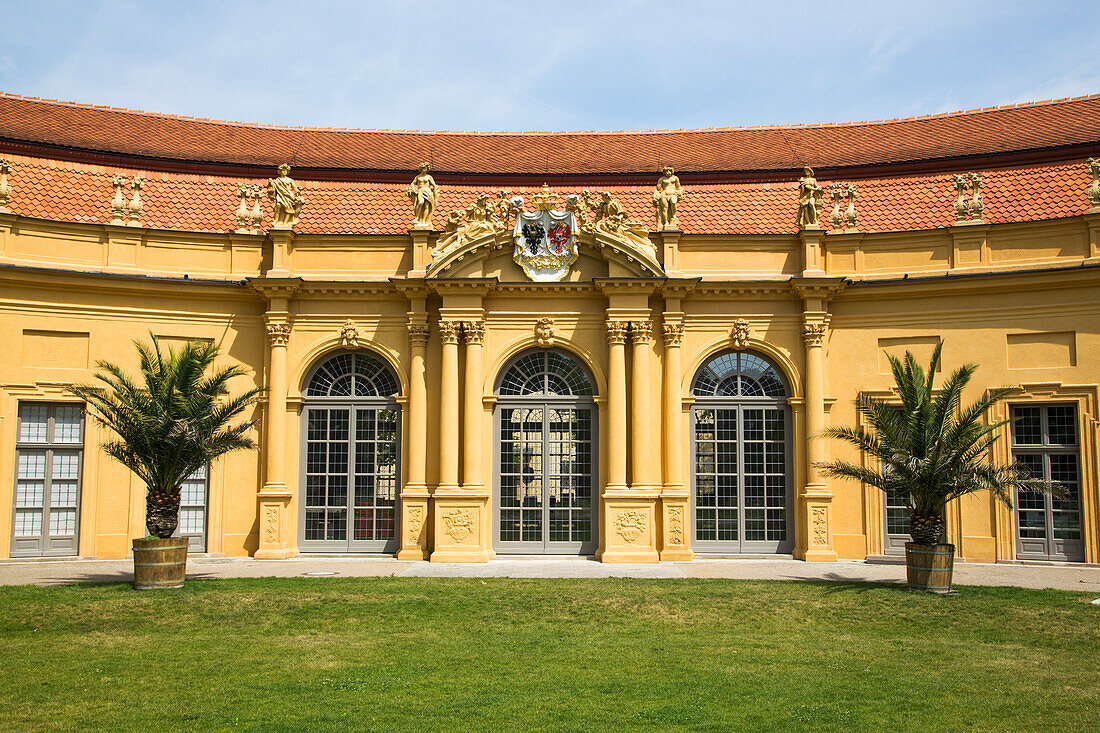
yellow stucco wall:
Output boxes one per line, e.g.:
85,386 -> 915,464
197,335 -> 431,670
0,209 -> 1097,563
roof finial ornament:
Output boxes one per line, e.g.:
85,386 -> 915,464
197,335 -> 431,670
235,184 -> 251,232
952,173 -> 984,223
532,183 -> 559,211
109,173 -> 127,225
127,175 -> 144,227
266,163 -> 304,230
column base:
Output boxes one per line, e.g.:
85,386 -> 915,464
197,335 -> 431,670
797,547 -> 839,562
601,547 -> 660,563
429,548 -> 493,563
659,547 -> 695,562
254,548 -> 298,560
397,548 -> 429,561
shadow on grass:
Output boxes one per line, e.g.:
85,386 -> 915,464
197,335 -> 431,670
783,574 -> 910,595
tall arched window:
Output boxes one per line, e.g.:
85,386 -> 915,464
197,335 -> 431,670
495,350 -> 597,554
300,351 -> 400,553
691,350 -> 793,553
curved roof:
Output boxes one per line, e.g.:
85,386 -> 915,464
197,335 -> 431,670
2,92 -> 1100,174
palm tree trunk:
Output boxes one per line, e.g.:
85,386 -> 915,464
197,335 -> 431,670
146,488 -> 180,538
909,510 -> 945,546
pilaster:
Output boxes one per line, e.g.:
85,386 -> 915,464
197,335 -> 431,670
658,228 -> 682,275
950,223 -> 991,271
266,229 -> 294,276
790,276 -> 845,562
798,226 -> 826,275
409,228 -> 431,277
1084,210 -> 1100,263
398,281 -> 431,560
659,314 -> 693,561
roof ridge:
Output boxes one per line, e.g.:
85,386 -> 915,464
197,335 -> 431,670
2,90 -> 1098,137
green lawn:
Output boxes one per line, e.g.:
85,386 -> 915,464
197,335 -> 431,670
0,578 -> 1097,732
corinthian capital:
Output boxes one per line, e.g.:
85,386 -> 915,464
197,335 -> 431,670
629,321 -> 653,344
407,322 -> 429,348
266,321 -> 291,346
438,320 -> 461,345
662,322 -> 684,346
606,320 -> 628,345
462,320 -> 485,344
802,316 -> 829,347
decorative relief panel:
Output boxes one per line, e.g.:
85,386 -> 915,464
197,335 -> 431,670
443,508 -> 476,543
811,506 -> 828,546
534,318 -> 555,347
406,505 -> 424,544
731,319 -> 751,349
667,505 -> 685,546
614,509 -> 647,544
264,504 -> 280,545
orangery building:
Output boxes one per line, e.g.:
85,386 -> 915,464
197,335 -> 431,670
0,93 -> 1098,564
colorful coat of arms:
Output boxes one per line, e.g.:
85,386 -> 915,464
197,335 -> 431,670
512,185 -> 578,282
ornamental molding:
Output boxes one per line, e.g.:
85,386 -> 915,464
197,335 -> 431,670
442,509 -> 475,543
614,509 -> 647,544
534,317 -> 555,347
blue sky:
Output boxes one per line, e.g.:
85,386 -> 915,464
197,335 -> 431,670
2,1 -> 1098,131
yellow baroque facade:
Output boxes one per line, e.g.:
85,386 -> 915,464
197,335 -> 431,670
0,93 -> 1098,564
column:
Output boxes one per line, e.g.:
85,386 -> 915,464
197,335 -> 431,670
437,319 -> 461,493
430,318 -> 490,562
800,312 -> 838,561
461,320 -> 485,491
600,318 -> 659,563
629,320 -> 659,492
398,320 -> 430,560
255,315 -> 293,559
605,320 -> 629,492
659,320 -> 693,560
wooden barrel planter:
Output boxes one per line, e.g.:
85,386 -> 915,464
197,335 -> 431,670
132,537 -> 189,590
904,542 -> 955,593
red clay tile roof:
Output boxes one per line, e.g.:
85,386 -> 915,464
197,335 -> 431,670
1,92 -> 1100,174
2,153 -> 1091,235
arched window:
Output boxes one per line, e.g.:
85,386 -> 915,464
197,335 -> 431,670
306,352 -> 399,398
495,349 -> 596,555
691,350 -> 792,554
300,351 -> 400,553
498,351 -> 593,396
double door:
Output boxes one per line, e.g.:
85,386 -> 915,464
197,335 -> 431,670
496,403 -> 596,554
692,405 -> 792,554
301,405 -> 399,553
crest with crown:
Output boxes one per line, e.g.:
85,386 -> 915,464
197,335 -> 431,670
512,184 -> 578,282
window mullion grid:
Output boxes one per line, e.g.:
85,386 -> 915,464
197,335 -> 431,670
736,406 -> 746,552
542,403 -> 550,549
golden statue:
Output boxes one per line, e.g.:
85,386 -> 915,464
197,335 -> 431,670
653,166 -> 684,229
266,164 -> 304,230
406,163 -> 437,229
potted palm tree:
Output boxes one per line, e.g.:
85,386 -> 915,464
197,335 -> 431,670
69,336 -> 260,589
817,341 -> 1062,592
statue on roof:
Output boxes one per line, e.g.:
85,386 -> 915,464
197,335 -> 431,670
797,166 -> 824,229
653,166 -> 684,229
406,163 -> 437,229
266,164 -> 304,230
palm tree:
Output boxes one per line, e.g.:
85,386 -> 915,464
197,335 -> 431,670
68,336 -> 261,538
817,341 -> 1062,546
